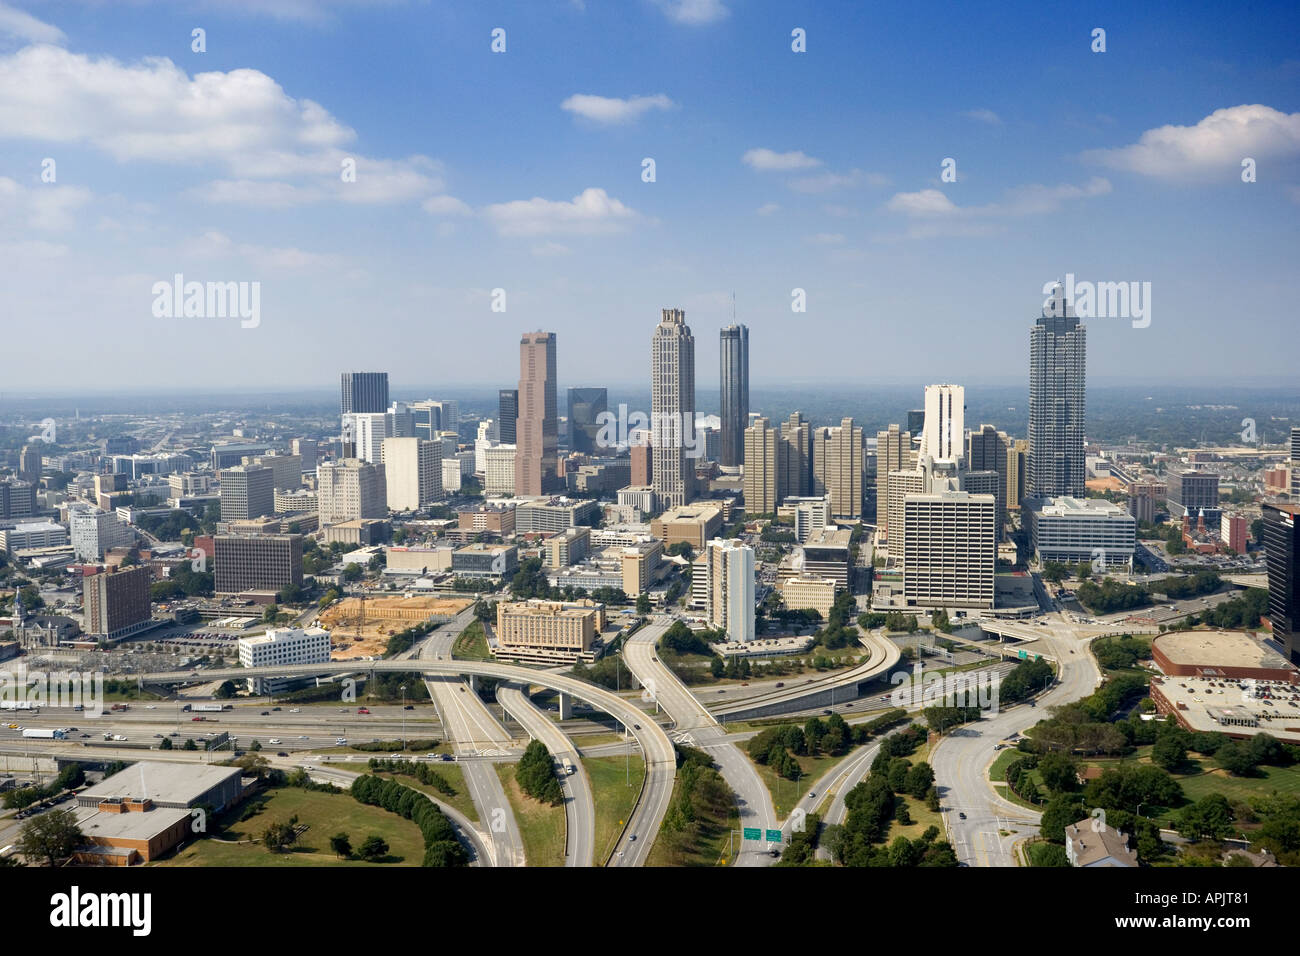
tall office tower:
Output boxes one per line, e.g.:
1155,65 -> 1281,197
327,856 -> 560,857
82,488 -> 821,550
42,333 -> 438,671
381,437 -> 443,511
903,491 -> 996,609
967,423 -> 1009,536
18,445 -> 42,483
906,409 -> 925,436
961,469 -> 1004,539
1006,438 -> 1028,509
568,387 -> 608,455
515,332 -> 561,496
483,444 -> 517,495
719,324 -> 749,468
703,538 -> 756,642
630,438 -> 652,487
290,439 -> 318,474
245,453 -> 302,492
885,468 -> 926,558
83,566 -> 153,640
0,478 -> 37,518
341,412 -> 388,464
1263,504 -> 1300,663
387,402 -> 416,438
651,308 -> 696,508
69,507 -> 133,562
1029,294 -> 1086,498
875,425 -> 913,532
781,411 -> 812,497
813,418 -> 863,520
219,465 -> 275,521
340,371 -> 389,415
214,534 -> 304,596
743,417 -> 784,514
498,389 -> 519,445
409,400 -> 459,441
1291,427 -> 1300,499
316,459 -> 387,525
1166,471 -> 1220,519
921,384 -> 965,464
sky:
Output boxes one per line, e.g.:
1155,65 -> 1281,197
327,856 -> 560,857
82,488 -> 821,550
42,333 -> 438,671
0,0 -> 1297,394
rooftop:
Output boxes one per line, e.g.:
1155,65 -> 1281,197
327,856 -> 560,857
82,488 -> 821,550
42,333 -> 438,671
81,761 -> 242,808
1155,630 -> 1295,671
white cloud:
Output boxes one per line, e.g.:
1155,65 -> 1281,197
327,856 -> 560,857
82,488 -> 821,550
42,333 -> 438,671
653,0 -> 729,25
531,242 -> 572,257
788,168 -> 887,193
804,232 -> 845,245
0,45 -> 444,204
0,2 -> 64,44
743,148 -> 822,171
178,229 -> 341,271
483,187 -> 640,237
1083,104 -> 1300,179
755,202 -> 781,216
883,178 -> 1110,239
0,177 -> 91,231
421,194 -> 473,217
561,93 -> 675,125
961,109 -> 1002,126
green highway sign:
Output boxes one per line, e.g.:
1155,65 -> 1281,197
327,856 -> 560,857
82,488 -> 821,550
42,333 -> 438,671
742,828 -> 761,841
765,830 -> 782,843
1017,650 -> 1027,659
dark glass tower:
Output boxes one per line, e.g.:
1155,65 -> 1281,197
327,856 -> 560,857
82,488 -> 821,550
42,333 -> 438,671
340,371 -> 389,415
567,387 -> 608,455
1263,504 -> 1300,664
719,324 -> 749,468
1028,293 -> 1086,499
498,389 -> 519,444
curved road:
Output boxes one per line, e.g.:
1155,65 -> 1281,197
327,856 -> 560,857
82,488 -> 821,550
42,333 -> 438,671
137,656 -> 677,868
496,681 -> 596,867
625,617 -> 778,867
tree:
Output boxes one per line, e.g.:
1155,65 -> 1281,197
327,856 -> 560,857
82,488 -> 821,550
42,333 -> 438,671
359,835 -> 389,861
214,680 -> 237,700
330,832 -> 353,859
17,809 -> 84,866
636,593 -> 652,614
262,821 -> 297,853
1152,731 -> 1189,772
158,737 -> 173,750
182,738 -> 197,751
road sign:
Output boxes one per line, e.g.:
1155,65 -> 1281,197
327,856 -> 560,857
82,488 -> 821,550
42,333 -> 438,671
765,829 -> 782,843
742,827 -> 761,841
1017,650 -> 1027,659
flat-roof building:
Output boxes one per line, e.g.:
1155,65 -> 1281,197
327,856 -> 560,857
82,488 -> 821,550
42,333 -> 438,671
495,599 -> 605,664
1026,496 -> 1136,568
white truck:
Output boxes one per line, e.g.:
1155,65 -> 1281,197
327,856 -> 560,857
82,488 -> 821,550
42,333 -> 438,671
21,728 -> 66,739
560,757 -> 574,776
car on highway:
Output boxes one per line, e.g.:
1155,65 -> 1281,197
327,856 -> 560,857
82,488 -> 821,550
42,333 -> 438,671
958,812 -> 967,819
289,708 -> 301,713
298,735 -> 309,739
145,705 -> 157,710
335,737 -> 347,745
628,834 -> 637,842
633,724 -> 640,730
153,734 -> 163,739
403,705 -> 414,710
268,738 -> 282,745
276,752 -> 289,757
260,711 -> 270,716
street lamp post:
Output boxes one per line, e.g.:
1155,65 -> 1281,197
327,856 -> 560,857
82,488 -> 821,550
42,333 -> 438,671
400,685 -> 407,750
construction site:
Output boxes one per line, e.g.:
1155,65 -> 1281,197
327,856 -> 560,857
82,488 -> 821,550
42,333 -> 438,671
318,594 -> 474,659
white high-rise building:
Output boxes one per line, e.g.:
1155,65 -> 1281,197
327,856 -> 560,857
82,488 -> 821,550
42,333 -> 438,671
316,459 -> 387,525
69,506 -> 133,562
702,539 -> 755,642
921,384 -> 965,465
381,437 -> 442,512
475,421 -> 499,474
484,444 -> 517,496
238,626 -> 331,694
347,413 -> 389,464
902,490 -> 996,609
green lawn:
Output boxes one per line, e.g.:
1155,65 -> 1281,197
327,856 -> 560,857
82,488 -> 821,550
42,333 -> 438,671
157,785 -> 426,866
750,747 -> 858,818
453,620 -> 491,660
584,754 -> 647,865
496,763 -> 566,867
884,793 -> 946,843
374,763 -> 478,823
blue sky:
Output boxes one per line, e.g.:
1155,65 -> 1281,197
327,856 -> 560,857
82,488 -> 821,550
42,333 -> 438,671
0,0 -> 1297,393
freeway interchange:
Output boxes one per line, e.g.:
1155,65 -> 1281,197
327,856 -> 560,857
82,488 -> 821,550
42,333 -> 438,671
4,594 -> 1116,868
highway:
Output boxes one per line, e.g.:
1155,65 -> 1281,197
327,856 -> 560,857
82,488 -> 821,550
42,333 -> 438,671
495,681 -> 595,867
931,601 -> 1102,867
135,648 -> 678,867
624,617 -> 778,867
417,608 -> 524,868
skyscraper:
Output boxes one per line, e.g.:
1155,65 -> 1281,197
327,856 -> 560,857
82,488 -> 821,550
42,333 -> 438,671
781,411 -> 812,498
651,308 -> 696,508
967,423 -> 1010,537
813,418 -> 863,520
219,465 -> 275,521
567,387 -> 608,455
340,371 -> 389,415
921,384 -> 965,464
743,417 -> 783,514
876,425 -> 914,532
1262,504 -> 1300,664
498,389 -> 519,445
719,324 -> 749,468
1028,295 -> 1086,498
515,331 -> 560,496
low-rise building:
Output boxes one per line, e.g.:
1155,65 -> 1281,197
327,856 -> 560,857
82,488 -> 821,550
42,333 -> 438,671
779,574 -> 838,619
1026,496 -> 1136,568
1064,819 -> 1138,867
650,504 -> 722,550
237,625 -> 332,694
494,599 -> 605,664
452,542 -> 519,580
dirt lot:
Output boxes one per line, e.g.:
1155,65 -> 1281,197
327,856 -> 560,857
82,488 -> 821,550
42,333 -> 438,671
319,595 -> 472,659
1086,476 -> 1125,493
